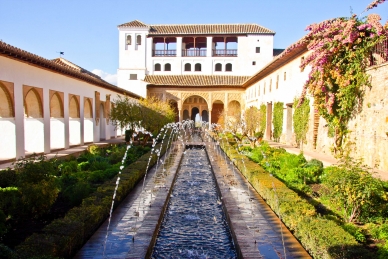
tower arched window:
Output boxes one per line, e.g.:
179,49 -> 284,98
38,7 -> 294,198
126,35 -> 132,45
184,63 -> 191,71
164,63 -> 171,71
194,63 -> 201,72
136,35 -> 141,45
215,63 -> 222,71
225,63 -> 232,72
154,63 -> 161,71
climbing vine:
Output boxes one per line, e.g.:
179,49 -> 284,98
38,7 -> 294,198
272,102 -> 284,142
293,97 -> 310,148
297,0 -> 388,156
259,104 -> 266,134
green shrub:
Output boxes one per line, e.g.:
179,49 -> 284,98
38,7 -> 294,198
77,161 -> 90,171
219,139 -> 370,258
58,160 -> 78,174
342,223 -> 367,243
0,169 -> 17,187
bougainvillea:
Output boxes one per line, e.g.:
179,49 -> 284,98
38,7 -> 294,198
298,0 -> 387,155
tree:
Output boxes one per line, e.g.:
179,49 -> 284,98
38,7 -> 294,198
244,106 -> 260,136
259,104 -> 267,135
110,95 -> 176,145
293,97 -> 310,149
272,102 -> 284,142
298,1 -> 387,155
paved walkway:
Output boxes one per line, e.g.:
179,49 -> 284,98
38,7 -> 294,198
0,137 -> 126,170
267,141 -> 388,181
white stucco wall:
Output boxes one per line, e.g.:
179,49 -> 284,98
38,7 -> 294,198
0,118 -> 16,159
0,55 -> 133,160
50,118 -> 65,149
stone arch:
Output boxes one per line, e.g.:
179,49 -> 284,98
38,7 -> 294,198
24,88 -> 43,118
228,100 -> 241,116
191,107 -> 200,121
211,100 -> 224,124
202,110 -> 208,122
50,92 -> 63,118
182,93 -> 209,105
0,82 -> 14,118
84,98 -> 93,118
100,103 -> 106,140
69,96 -> 80,118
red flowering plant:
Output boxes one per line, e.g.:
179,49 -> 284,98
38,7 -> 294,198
299,0 -> 387,156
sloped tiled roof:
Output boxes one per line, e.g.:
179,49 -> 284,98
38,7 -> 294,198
144,75 -> 250,87
118,20 -> 275,35
118,20 -> 148,28
0,40 -> 140,98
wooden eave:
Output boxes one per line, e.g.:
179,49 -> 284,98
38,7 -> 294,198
0,41 -> 140,99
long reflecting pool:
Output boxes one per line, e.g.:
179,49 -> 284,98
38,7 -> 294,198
152,146 -> 237,259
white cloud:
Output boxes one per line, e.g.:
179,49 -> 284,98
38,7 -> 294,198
92,69 -> 117,86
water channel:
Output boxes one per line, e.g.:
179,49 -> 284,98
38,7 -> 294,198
152,146 -> 237,258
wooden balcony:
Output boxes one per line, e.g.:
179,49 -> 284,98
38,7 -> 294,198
369,39 -> 388,66
152,50 -> 176,57
182,49 -> 207,57
213,49 -> 237,57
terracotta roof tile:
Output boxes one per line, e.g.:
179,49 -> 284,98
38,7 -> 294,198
118,21 -> 274,35
0,40 -> 140,98
118,20 -> 148,28
144,75 -> 250,87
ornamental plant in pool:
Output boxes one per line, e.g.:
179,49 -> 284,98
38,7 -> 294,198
0,143 -> 150,252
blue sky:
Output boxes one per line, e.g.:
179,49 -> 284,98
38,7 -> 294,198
1,0 -> 387,85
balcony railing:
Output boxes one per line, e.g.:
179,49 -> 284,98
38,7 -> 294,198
369,39 -> 388,66
212,49 -> 237,57
182,49 -> 207,57
152,50 -> 176,57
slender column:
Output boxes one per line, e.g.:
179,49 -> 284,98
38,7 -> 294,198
207,36 -> 212,57
208,109 -> 212,129
14,82 -> 25,158
178,109 -> 183,122
43,88 -> 50,153
80,97 -> 85,145
64,94 -> 70,149
177,37 -> 182,57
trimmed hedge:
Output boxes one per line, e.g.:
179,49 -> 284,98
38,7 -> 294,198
218,138 -> 371,259
14,138 -> 172,259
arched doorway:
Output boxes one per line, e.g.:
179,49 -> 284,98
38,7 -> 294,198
84,98 -> 94,143
0,82 -> 16,159
211,100 -> 224,125
202,110 -> 208,122
24,88 -> 44,154
191,107 -> 199,121
50,92 -> 64,150
69,96 -> 81,146
183,110 -> 189,120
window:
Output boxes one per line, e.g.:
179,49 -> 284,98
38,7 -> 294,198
184,63 -> 191,71
269,79 -> 272,92
264,82 -> 266,94
300,57 -> 305,72
276,75 -> 279,89
256,47 -> 260,53
215,63 -> 222,71
154,63 -> 161,71
129,74 -> 137,80
136,35 -> 141,45
164,63 -> 171,71
194,63 -> 201,72
284,71 -> 287,81
225,63 -> 232,72
126,35 -> 132,45
252,61 -> 256,65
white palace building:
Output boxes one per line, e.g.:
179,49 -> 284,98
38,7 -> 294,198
1,20 -> 387,172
